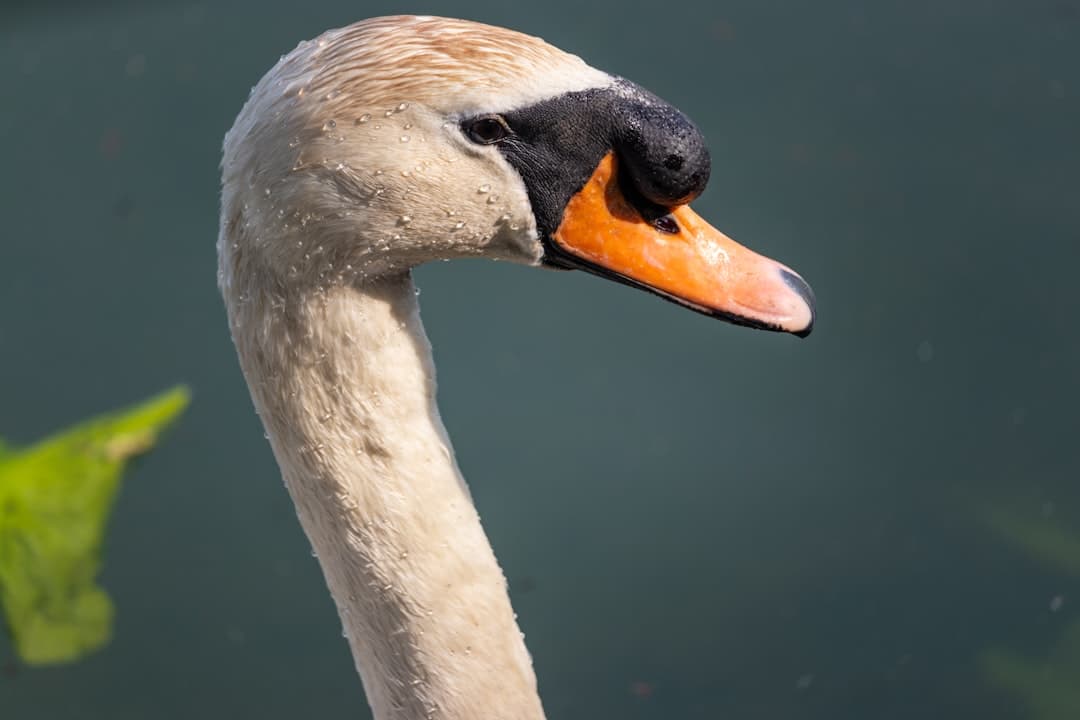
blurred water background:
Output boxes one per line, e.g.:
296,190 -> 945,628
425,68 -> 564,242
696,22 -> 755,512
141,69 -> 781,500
1,0 -> 1078,718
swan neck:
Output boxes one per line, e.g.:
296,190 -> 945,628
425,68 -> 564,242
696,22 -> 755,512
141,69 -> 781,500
227,273 -> 545,720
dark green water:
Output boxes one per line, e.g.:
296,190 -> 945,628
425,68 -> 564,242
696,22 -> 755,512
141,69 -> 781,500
2,1 -> 1078,718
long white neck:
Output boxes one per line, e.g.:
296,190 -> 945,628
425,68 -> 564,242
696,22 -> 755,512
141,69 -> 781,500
226,271 -> 545,720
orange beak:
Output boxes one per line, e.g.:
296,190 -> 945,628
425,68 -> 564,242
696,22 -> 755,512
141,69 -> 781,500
551,153 -> 815,336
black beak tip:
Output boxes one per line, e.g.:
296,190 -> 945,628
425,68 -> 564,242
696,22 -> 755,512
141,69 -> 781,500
780,269 -> 816,339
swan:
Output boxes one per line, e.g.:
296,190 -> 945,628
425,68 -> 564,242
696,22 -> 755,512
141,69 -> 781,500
218,15 -> 814,720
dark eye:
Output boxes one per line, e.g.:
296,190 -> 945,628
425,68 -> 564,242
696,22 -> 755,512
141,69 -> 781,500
465,115 -> 510,144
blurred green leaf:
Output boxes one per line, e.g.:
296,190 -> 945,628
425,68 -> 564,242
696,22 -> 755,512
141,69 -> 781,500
983,506 -> 1080,577
982,621 -> 1080,720
979,499 -> 1080,718
0,386 -> 189,666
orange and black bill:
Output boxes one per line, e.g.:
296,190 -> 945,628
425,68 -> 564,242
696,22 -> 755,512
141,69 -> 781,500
550,153 -> 816,337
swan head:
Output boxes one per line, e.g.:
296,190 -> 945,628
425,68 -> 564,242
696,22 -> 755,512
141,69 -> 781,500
220,15 -> 815,336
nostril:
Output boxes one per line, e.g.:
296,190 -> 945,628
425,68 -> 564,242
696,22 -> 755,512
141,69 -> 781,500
652,214 -> 680,234
663,154 -> 684,171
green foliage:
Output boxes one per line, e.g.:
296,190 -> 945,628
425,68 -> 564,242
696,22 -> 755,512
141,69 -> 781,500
982,621 -> 1080,720
979,501 -> 1080,720
0,387 -> 189,666
983,507 -> 1080,577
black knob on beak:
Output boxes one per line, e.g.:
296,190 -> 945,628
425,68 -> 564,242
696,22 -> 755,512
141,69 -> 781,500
613,82 -> 711,208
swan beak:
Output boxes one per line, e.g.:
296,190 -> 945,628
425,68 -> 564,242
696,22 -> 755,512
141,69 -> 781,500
551,153 -> 816,337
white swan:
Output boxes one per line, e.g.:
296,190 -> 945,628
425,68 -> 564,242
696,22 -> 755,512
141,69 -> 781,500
218,15 -> 814,720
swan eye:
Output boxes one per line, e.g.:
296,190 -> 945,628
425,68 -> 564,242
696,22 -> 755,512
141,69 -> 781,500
465,116 -> 510,144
